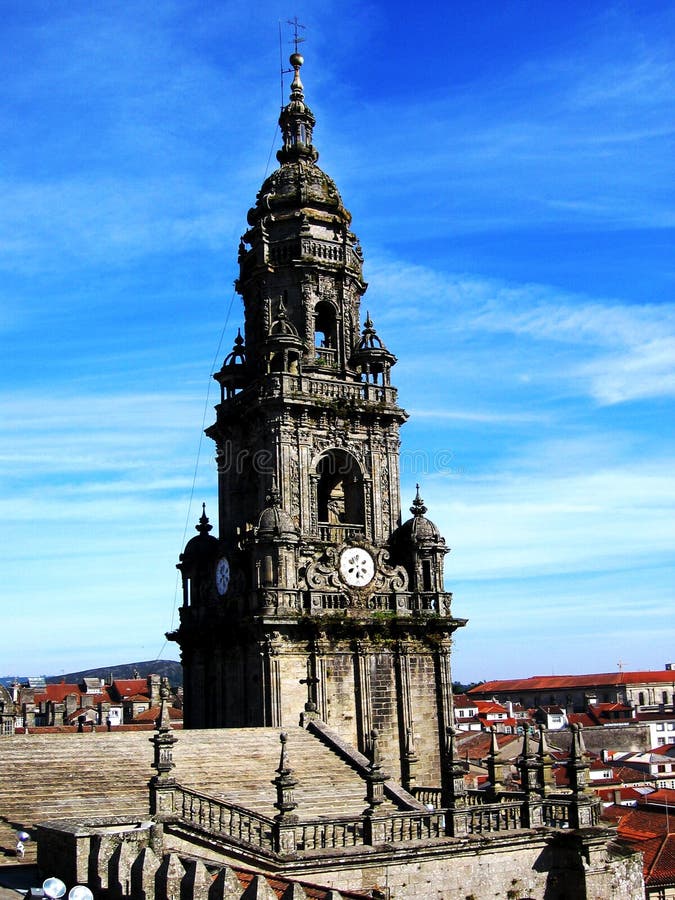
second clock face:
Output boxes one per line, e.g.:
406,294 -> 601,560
215,557 -> 230,595
339,547 -> 375,587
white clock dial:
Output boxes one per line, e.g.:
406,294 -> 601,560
339,547 -> 375,587
215,557 -> 230,595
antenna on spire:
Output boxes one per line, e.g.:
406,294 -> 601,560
279,17 -> 307,106
287,16 -> 306,54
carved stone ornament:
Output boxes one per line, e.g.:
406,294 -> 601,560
304,542 -> 408,604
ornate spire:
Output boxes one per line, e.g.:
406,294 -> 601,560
266,479 -> 281,507
195,502 -> 212,536
277,52 -> 318,164
410,485 -> 428,517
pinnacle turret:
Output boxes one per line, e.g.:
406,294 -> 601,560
277,52 -> 318,164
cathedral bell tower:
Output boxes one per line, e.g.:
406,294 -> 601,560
168,52 -> 466,787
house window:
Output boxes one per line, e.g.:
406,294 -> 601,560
657,724 -> 665,731
639,692 -> 645,705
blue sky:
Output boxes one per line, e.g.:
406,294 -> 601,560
2,1 -> 673,681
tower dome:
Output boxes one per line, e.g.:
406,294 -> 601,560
179,504 -> 220,565
256,483 -> 299,542
397,485 -> 445,548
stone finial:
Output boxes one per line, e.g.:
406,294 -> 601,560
410,484 -> 428,517
273,732 -> 299,821
486,726 -> 503,797
364,729 -> 387,815
196,503 -> 213,536
567,723 -> 593,795
537,724 -> 555,795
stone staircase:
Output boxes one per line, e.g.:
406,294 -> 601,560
174,726 -> 400,819
0,725 -> 401,864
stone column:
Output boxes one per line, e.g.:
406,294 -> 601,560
395,642 -> 418,790
354,641 -> 373,753
442,727 -> 469,837
517,729 -> 544,828
363,729 -> 388,845
149,690 -> 178,822
272,732 -> 299,856
567,724 -> 601,828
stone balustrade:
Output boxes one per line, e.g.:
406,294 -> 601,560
240,372 -> 398,407
168,782 -> 594,860
176,787 -> 274,852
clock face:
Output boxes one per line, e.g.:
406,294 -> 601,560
339,547 -> 375,588
215,557 -> 230,595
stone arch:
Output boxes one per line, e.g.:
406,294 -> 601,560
314,300 -> 337,350
315,449 -> 365,528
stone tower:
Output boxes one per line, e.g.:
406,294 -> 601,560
168,52 -> 466,787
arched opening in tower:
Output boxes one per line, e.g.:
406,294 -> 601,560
314,301 -> 337,362
316,450 -> 365,532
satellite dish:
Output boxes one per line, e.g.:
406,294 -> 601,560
42,878 -> 67,899
68,887 -> 94,900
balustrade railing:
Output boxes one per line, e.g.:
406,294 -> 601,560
313,347 -> 338,368
293,817 -> 363,850
467,802 -> 522,834
305,377 -> 361,399
317,523 -> 365,542
221,372 -> 398,408
412,786 -> 443,808
173,784 -> 591,857
381,810 -> 445,841
543,799 -> 572,829
176,787 -> 274,852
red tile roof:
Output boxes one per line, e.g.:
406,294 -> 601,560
568,712 -> 595,727
34,683 -> 81,703
113,679 -> 149,698
454,694 -> 478,709
612,805 -> 675,886
133,705 -> 183,723
475,701 -> 509,714
470,671 -> 675,693
642,788 -> 675,806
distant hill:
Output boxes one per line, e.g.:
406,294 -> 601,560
0,659 -> 183,688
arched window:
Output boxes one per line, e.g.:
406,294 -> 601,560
316,450 -> 364,531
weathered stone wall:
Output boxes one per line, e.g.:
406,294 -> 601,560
549,724 -> 650,754
323,648 -> 359,748
39,818 -> 644,900
408,652 -> 443,786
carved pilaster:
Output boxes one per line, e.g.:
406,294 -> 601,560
355,640 -> 373,753
436,640 -> 454,755
260,635 -> 282,727
395,641 -> 418,790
